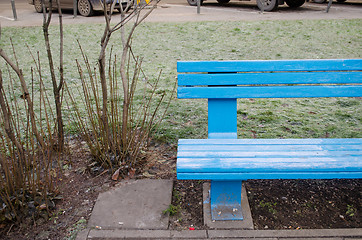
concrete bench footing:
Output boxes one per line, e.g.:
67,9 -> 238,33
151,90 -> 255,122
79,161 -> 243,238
203,182 -> 254,229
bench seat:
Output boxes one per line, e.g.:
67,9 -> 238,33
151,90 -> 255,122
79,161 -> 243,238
177,138 -> 362,180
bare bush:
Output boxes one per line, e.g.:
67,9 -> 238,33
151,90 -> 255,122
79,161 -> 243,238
0,0 -> 65,223
0,64 -> 58,223
66,0 -> 174,178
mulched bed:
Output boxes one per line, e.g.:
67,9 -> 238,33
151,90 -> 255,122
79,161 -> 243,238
246,179 -> 361,230
169,178 -> 361,230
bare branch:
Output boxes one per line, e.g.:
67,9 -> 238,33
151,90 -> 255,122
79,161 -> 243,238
0,48 -> 46,148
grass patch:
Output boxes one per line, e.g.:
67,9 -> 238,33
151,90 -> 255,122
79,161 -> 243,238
0,19 -> 361,143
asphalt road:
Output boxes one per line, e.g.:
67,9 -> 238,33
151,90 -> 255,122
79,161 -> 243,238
0,0 -> 361,27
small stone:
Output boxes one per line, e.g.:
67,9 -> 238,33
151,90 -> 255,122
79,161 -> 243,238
264,225 -> 269,229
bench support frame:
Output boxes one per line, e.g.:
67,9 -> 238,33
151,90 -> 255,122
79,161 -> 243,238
208,98 -> 243,220
211,180 -> 243,220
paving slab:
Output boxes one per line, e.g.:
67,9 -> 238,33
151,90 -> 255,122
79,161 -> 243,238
170,230 -> 208,238
88,179 -> 173,230
75,229 -> 90,240
203,182 -> 254,229
88,229 -> 171,239
208,229 -> 362,239
211,238 -> 278,240
79,229 -> 362,239
282,238 -> 343,240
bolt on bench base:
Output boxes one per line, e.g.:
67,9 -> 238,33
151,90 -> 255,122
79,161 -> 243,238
203,182 -> 254,229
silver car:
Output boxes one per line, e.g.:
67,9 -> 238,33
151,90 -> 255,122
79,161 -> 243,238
28,0 -> 131,17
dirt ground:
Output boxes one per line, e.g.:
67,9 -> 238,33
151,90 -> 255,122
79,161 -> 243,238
169,179 -> 361,231
0,0 -> 362,27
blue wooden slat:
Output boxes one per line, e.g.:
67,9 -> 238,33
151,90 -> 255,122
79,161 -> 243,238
178,72 -> 362,86
177,59 -> 362,73
177,157 -> 362,173
178,138 -> 362,145
178,151 -> 361,158
178,144 -> 362,152
177,172 -> 362,180
178,85 -> 362,99
178,157 -> 361,167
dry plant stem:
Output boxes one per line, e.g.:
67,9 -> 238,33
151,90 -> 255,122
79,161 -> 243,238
98,3 -> 113,151
0,48 -> 46,149
0,70 -> 25,187
120,7 -> 147,146
98,0 -> 159,150
42,0 -> 65,151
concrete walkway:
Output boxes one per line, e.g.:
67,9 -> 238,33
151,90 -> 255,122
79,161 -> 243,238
76,179 -> 362,240
1,0 -> 362,27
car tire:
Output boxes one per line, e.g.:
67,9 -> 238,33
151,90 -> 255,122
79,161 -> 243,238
256,0 -> 278,11
312,0 -> 326,3
285,0 -> 305,7
34,0 -> 43,13
187,0 -> 203,6
78,0 -> 94,17
217,0 -> 230,4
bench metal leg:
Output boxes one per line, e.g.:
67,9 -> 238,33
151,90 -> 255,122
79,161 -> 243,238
210,180 -> 243,221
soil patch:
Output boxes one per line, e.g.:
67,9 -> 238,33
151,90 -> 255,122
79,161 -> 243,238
246,179 -> 361,230
1,139 -> 111,240
168,178 -> 361,230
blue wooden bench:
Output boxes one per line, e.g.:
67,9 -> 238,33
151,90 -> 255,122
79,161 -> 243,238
176,59 -> 362,221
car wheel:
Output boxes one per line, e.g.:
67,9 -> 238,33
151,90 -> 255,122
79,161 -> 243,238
187,0 -> 203,6
312,0 -> 326,3
217,0 -> 230,4
256,0 -> 278,11
34,0 -> 43,13
285,0 -> 305,7
78,0 -> 94,17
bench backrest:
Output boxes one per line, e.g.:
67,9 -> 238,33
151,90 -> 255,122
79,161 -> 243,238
177,59 -> 362,139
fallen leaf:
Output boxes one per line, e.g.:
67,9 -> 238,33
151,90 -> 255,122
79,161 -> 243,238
112,169 -> 120,181
143,172 -> 154,178
284,127 -> 291,132
39,204 -> 47,210
128,168 -> 136,179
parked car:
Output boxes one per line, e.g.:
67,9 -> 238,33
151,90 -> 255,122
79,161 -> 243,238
28,0 -> 131,17
187,0 -> 306,12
